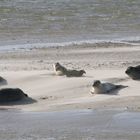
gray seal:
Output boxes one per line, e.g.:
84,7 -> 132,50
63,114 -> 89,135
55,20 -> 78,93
0,88 -> 28,102
66,69 -> 86,77
125,65 -> 140,80
53,62 -> 67,76
53,62 -> 86,77
90,80 -> 127,94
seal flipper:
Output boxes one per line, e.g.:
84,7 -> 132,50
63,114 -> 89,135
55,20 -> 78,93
115,85 -> 128,89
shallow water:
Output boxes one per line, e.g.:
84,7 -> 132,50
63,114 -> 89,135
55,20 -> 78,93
0,0 -> 140,47
0,109 -> 140,140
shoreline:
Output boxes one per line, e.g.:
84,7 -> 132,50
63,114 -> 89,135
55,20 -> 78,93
0,39 -> 136,52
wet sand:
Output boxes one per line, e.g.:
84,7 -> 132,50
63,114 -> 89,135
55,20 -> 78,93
0,109 -> 140,140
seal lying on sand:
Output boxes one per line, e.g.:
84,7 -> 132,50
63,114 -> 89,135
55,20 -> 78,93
53,62 -> 86,77
0,88 -> 28,102
125,65 -> 140,80
90,80 -> 127,94
53,62 -> 67,76
66,70 -> 86,77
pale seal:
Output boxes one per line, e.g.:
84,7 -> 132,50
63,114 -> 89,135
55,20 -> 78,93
90,80 -> 127,94
125,65 -> 140,80
53,62 -> 67,76
0,88 -> 28,102
66,69 -> 86,77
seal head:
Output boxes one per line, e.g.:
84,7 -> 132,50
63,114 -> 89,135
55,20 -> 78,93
53,62 -> 67,76
125,65 -> 140,80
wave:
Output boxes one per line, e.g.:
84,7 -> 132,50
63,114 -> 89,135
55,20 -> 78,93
0,37 -> 139,52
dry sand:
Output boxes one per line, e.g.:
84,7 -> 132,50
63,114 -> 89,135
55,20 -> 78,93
0,43 -> 140,112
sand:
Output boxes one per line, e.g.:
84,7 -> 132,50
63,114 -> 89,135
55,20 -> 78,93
0,43 -> 140,112
1,109 -> 140,140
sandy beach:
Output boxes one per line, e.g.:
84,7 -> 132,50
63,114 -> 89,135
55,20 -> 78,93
0,43 -> 139,112
0,43 -> 140,140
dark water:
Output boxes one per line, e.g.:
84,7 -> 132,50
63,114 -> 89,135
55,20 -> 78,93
0,109 -> 140,140
0,0 -> 140,49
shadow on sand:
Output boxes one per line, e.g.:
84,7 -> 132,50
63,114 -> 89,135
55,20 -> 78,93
0,97 -> 37,106
0,76 -> 8,86
40,72 -> 87,78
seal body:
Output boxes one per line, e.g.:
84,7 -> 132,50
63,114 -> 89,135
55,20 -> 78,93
66,70 -> 86,77
0,88 -> 28,102
125,65 -> 140,80
91,80 -> 123,94
53,62 -> 67,76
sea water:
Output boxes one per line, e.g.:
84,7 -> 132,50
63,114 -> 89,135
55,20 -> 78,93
0,0 -> 140,50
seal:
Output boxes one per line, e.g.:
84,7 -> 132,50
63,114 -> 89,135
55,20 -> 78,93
90,80 -> 127,94
66,69 -> 86,77
125,65 -> 140,80
53,62 -> 86,77
53,62 -> 67,76
0,88 -> 28,102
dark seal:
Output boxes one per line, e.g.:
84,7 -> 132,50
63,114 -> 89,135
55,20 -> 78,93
125,65 -> 140,80
66,70 -> 86,77
0,88 -> 28,102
